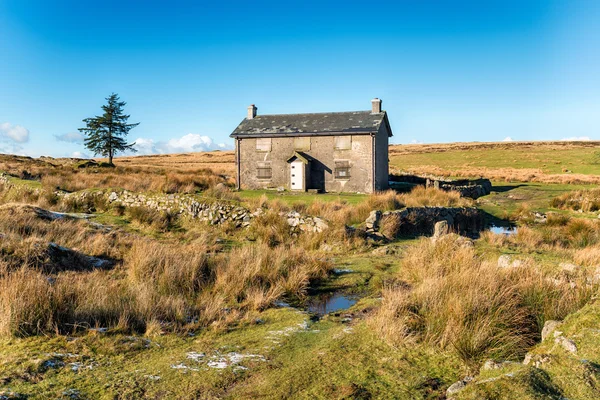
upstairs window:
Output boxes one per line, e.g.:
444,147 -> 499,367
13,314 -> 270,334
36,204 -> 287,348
294,137 -> 311,151
334,160 -> 351,180
256,138 -> 271,152
334,136 -> 352,150
257,162 -> 272,179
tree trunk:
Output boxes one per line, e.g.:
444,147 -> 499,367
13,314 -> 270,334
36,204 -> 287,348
109,153 -> 113,165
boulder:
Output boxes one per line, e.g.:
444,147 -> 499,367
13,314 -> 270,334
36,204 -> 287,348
365,210 -> 382,231
541,320 -> 562,341
446,376 -> 473,396
432,220 -> 449,238
555,336 -> 577,353
481,360 -> 503,371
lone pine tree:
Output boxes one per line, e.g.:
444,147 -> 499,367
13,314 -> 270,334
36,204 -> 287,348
79,93 -> 139,165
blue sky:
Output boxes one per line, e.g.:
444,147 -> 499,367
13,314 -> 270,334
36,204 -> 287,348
1,0 -> 599,157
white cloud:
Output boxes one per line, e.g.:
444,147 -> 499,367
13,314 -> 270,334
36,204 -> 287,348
409,139 -> 423,144
0,143 -> 25,155
71,151 -> 90,159
560,136 -> 591,141
132,134 -> 232,155
0,122 -> 30,143
502,136 -> 513,142
55,132 -> 85,143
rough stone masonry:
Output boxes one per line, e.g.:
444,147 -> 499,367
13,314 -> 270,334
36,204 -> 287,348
104,190 -> 328,233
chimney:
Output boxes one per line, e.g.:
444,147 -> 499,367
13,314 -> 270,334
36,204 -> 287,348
247,104 -> 257,119
371,98 -> 382,114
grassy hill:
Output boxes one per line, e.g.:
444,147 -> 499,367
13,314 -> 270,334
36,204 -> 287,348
1,141 -> 600,399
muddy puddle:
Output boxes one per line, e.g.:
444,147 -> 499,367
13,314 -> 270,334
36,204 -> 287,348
488,225 -> 518,236
306,292 -> 358,316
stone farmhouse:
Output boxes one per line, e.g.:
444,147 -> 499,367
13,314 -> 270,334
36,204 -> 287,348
230,98 -> 392,193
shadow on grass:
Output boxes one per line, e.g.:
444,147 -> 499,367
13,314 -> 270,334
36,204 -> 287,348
491,184 -> 529,193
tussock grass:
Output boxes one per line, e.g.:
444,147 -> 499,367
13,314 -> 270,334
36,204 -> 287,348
0,203 -> 332,337
480,218 -> 600,251
370,235 -> 597,369
551,188 -> 600,212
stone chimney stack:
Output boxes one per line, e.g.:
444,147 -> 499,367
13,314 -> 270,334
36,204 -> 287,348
247,104 -> 257,119
371,98 -> 382,114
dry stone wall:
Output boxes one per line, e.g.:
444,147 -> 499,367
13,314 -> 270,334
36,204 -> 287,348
366,207 -> 484,237
105,190 -> 328,233
426,178 -> 492,199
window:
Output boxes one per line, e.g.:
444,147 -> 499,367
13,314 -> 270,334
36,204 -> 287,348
256,138 -> 271,152
294,136 -> 311,151
334,160 -> 351,179
334,136 -> 352,150
257,162 -> 272,179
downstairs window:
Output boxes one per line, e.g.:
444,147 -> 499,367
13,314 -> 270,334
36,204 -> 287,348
257,162 -> 272,179
334,160 -> 351,179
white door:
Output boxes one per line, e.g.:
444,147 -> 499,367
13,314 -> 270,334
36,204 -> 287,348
290,161 -> 304,190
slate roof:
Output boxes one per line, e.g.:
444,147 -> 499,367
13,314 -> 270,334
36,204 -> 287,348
230,110 -> 391,138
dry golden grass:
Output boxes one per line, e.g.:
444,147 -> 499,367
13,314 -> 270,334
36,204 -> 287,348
0,202 -> 332,337
0,153 -> 233,195
479,216 -> 600,252
396,165 -> 600,185
110,151 -> 235,175
370,235 -> 597,369
551,188 -> 600,212
299,188 -> 470,227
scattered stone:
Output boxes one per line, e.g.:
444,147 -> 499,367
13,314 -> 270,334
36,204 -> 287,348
542,320 -> 562,341
320,244 -> 333,252
186,352 -> 205,362
446,376 -> 473,396
523,353 -> 552,367
481,360 -> 518,371
372,245 -> 392,256
482,360 -> 503,371
61,389 -> 81,399
432,220 -> 449,238
498,255 -> 522,269
533,212 -> 547,224
555,336 -> 577,354
38,357 -> 66,372
0,390 -> 27,400
559,262 -> 581,273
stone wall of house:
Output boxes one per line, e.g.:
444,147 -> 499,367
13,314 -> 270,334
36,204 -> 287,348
366,206 -> 484,237
238,135 -> 375,193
